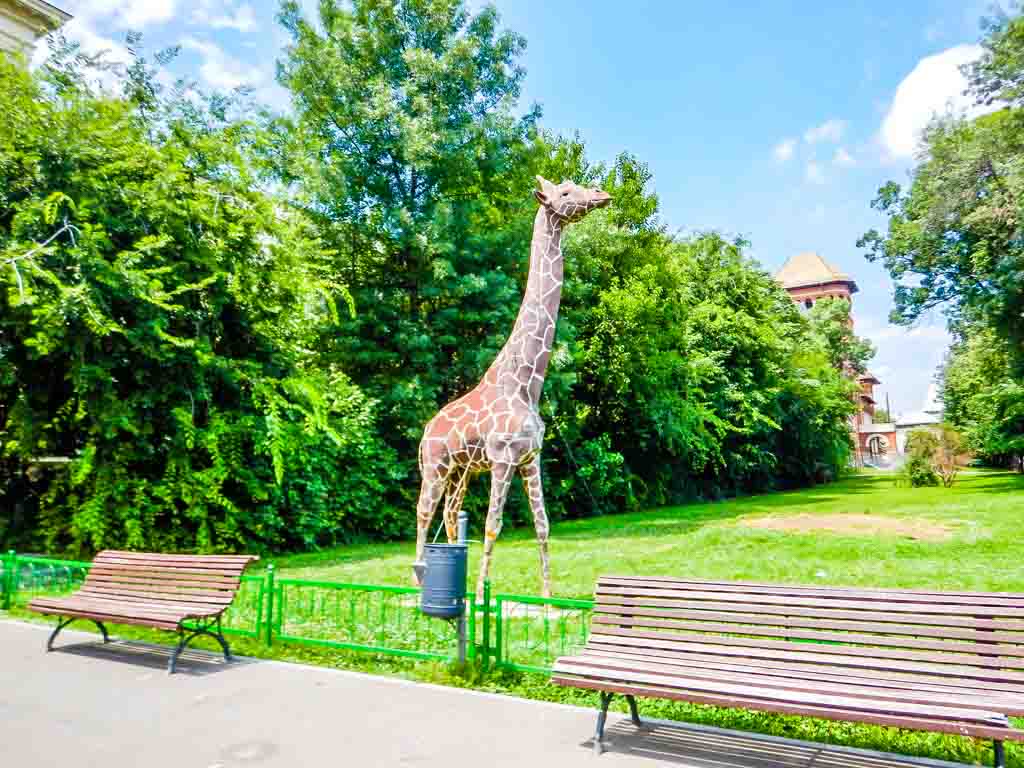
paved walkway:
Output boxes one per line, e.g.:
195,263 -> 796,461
1,619 -> 969,768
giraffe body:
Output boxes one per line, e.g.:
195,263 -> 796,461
414,176 -> 611,600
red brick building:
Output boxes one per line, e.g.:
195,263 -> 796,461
775,252 -> 897,467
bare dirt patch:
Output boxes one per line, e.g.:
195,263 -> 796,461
741,513 -> 951,541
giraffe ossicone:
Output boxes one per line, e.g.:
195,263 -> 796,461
413,175 -> 611,601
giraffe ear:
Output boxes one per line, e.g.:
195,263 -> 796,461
535,175 -> 554,206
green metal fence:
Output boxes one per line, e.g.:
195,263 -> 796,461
270,578 -> 474,661
493,593 -> 593,674
0,551 -> 593,674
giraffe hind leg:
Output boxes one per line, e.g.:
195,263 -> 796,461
476,462 -> 514,602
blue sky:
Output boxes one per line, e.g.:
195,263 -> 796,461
39,0 -> 1004,417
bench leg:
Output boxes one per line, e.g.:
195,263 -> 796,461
594,692 -> 614,755
626,695 -> 642,728
994,740 -> 1005,768
46,617 -> 75,651
46,617 -> 110,651
168,618 -> 232,674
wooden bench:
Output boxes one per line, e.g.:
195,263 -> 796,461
552,575 -> 1024,766
28,550 -> 258,673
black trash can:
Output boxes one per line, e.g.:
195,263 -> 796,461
420,543 -> 467,619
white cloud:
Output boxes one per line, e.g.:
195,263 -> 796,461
804,119 -> 846,144
805,160 -> 826,185
833,147 -> 856,168
879,44 -> 994,159
773,138 -> 797,163
191,2 -> 258,33
118,0 -> 176,28
182,37 -> 255,91
63,0 -> 176,29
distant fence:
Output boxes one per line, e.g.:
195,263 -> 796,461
0,551 -> 592,674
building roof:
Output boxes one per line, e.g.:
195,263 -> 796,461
10,0 -> 71,26
775,251 -> 858,293
896,411 -> 941,428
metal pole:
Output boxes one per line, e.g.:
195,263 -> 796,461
264,564 -> 275,647
2,550 -> 15,610
456,511 -> 468,665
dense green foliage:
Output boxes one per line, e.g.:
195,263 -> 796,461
941,328 -> 1024,469
0,52 -> 398,554
863,8 -> 1024,469
1,0 -> 864,555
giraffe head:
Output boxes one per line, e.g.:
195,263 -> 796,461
534,176 -> 611,223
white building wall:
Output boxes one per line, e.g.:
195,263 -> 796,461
0,1 -> 69,58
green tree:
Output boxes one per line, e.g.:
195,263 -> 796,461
271,0 -> 541,464
805,297 -> 876,374
966,3 -> 1024,107
0,49 -> 397,555
859,10 -> 1024,374
941,327 -> 1024,469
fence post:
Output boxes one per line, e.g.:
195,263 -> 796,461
482,579 -> 491,673
2,550 -> 16,610
264,564 -> 275,647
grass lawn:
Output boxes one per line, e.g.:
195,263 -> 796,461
272,469 -> 1024,597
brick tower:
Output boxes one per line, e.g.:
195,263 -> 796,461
775,252 -> 896,467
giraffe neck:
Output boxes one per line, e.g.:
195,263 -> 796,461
487,207 -> 563,409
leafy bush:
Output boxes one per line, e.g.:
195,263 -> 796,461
904,454 -> 940,487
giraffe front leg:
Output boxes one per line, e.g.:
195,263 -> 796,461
413,462 -> 446,586
520,455 -> 552,598
476,462 -> 514,602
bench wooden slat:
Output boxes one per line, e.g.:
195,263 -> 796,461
579,646 -> 1024,702
94,551 -> 250,564
584,640 -> 1024,695
90,558 -> 248,575
86,566 -> 243,585
555,658 -> 1010,722
596,596 -> 1024,631
80,577 -> 239,593
77,586 -> 236,605
591,626 -> 1024,671
593,604 -> 1024,643
597,585 -> 1024,618
590,615 -> 1024,658
551,676 -> 1024,742
590,630 -> 1024,682
562,653 -> 1024,714
600,576 -> 1024,603
31,595 -> 225,617
30,599 -> 191,628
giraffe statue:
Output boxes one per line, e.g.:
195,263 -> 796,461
413,175 -> 611,600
